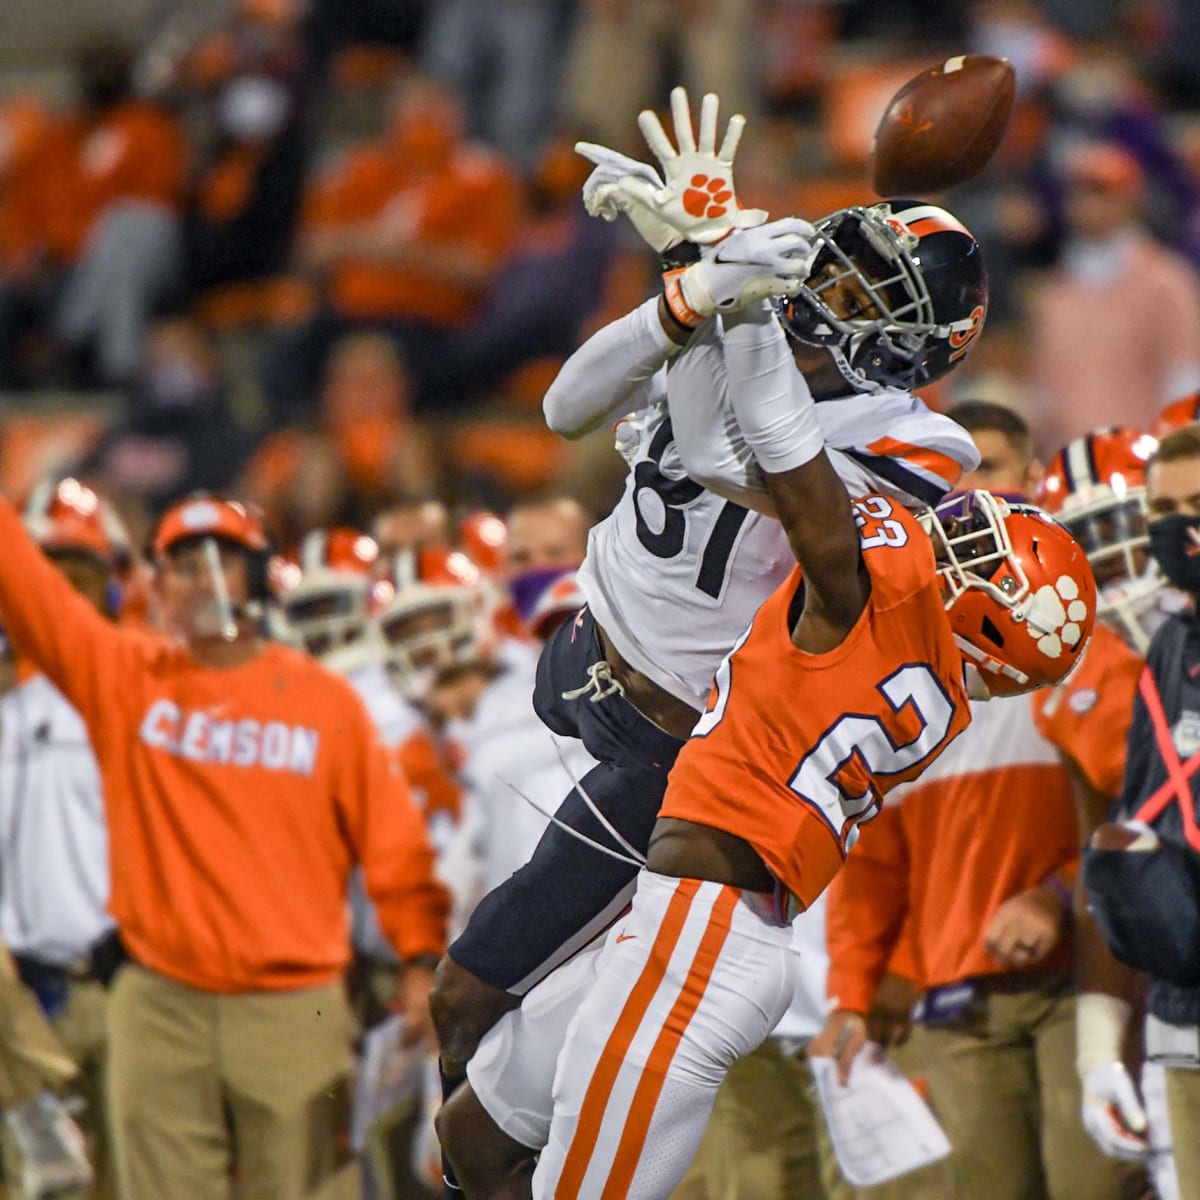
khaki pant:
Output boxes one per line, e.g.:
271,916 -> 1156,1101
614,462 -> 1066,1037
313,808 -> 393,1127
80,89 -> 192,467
107,965 -> 358,1200
671,1036 -> 951,1200
55,979 -> 110,1199
920,976 -> 1145,1200
1164,1065 -> 1200,1197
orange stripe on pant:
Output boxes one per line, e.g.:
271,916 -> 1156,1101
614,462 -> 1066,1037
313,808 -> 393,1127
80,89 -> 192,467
555,878 -> 701,1199
602,885 -> 739,1198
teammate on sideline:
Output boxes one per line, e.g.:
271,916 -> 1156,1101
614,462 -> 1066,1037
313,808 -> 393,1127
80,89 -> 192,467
431,90 -> 984,1197
0,479 -> 129,1195
0,490 -> 450,1200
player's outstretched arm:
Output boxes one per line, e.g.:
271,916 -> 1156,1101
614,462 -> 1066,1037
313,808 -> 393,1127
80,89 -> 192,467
542,298 -> 679,439
721,304 -> 869,647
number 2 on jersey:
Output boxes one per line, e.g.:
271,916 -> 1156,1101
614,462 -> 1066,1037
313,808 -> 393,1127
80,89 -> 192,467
790,664 -> 954,849
696,656 -> 955,851
632,418 -> 749,599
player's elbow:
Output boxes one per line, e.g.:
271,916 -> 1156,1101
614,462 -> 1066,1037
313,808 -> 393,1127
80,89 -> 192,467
542,386 -> 584,439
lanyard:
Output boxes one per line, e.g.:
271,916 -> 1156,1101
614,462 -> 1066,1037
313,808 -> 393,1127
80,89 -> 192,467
1133,666 -> 1200,851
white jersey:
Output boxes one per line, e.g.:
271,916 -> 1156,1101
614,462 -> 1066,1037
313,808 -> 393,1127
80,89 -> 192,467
579,402 -> 794,710
343,655 -> 436,961
0,674 -> 113,964
564,303 -> 979,711
446,640 -> 599,897
344,657 -> 425,750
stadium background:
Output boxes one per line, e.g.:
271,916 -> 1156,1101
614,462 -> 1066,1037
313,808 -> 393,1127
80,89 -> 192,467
2,0 -> 1198,544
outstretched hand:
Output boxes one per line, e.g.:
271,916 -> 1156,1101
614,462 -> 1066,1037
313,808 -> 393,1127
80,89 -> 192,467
576,86 -> 768,252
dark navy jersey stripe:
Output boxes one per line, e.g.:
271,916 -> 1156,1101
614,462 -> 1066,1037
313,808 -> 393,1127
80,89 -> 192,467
845,450 -> 947,506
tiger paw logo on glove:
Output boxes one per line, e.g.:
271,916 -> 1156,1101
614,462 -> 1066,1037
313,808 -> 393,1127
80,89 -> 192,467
1023,575 -> 1089,659
683,174 -> 733,219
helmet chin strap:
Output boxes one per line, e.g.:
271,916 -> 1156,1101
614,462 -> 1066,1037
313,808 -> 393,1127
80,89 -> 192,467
827,343 -> 884,395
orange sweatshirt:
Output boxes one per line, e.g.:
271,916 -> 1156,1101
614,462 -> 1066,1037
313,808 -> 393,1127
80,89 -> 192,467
0,499 -> 448,993
827,628 -> 1140,1013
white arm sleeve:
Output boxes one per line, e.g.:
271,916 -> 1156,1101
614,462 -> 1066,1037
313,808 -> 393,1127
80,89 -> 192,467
721,301 -> 824,472
667,313 -> 980,514
542,297 -> 678,439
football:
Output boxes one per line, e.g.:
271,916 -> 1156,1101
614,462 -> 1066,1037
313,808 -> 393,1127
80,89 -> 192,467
871,55 -> 1016,196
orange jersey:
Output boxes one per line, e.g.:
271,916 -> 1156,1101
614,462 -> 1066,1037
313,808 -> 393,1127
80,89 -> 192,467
304,143 -> 521,324
0,499 -> 448,993
1032,620 -> 1141,797
662,497 -> 970,910
826,694 -> 1083,1013
397,727 -> 462,821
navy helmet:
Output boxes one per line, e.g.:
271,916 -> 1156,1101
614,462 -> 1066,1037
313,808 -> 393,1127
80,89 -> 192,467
777,199 -> 988,394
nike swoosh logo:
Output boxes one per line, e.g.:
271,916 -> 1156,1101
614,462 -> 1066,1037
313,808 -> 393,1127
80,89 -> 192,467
616,932 -> 637,944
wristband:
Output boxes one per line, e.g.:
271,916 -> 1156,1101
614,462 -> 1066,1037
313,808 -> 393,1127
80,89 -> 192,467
1039,871 -> 1074,913
662,268 -> 706,331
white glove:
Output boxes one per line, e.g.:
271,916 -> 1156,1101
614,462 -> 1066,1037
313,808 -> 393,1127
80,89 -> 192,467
1076,993 -> 1149,1163
663,218 -> 817,328
1082,1063 -> 1150,1162
577,144 -> 664,223
576,86 -> 767,252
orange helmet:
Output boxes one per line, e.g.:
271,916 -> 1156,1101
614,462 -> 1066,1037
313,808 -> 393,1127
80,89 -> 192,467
1038,427 -> 1164,651
921,490 -> 1097,697
1152,393 -> 1200,439
150,495 -> 274,639
458,510 -> 507,577
24,477 -> 130,566
374,548 -> 490,699
152,495 -> 270,559
280,528 -> 385,666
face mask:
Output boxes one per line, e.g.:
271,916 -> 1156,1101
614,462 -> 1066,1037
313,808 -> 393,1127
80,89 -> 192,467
509,566 -> 574,625
1149,514 -> 1200,594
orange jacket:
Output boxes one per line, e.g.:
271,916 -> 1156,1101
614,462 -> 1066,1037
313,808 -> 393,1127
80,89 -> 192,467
826,631 -> 1140,1014
0,498 -> 448,993
305,142 -> 520,324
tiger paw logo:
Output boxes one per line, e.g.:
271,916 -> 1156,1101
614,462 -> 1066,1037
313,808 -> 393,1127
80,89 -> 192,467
1024,575 -> 1088,660
684,174 -> 732,219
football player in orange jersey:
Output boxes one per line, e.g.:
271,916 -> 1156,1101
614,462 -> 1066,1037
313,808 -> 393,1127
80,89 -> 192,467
448,268 -> 1096,1195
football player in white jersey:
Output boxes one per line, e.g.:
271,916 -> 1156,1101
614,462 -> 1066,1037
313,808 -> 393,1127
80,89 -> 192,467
431,92 -> 985,1198
279,529 -> 464,962
1,478 -> 132,1196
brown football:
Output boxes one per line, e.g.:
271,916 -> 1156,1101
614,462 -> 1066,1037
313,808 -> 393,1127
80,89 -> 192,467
871,55 -> 1016,196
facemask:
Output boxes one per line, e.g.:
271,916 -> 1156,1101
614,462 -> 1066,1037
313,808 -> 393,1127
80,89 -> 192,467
509,566 -> 575,625
1148,514 -> 1200,594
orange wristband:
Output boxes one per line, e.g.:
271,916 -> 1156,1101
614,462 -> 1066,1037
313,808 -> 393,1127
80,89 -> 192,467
662,268 -> 705,330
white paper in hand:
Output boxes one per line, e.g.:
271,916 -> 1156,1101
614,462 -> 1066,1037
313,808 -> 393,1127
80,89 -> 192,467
810,1046 -> 951,1187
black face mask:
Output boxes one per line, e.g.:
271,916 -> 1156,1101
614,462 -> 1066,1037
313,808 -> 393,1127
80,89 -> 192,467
1148,513 -> 1200,593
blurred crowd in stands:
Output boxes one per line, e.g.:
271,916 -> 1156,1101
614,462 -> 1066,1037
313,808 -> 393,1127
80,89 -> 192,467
2,0 -> 1200,544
